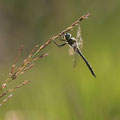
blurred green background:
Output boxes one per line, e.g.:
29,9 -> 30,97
0,0 -> 120,120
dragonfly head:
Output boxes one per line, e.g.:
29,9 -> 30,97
65,33 -> 71,40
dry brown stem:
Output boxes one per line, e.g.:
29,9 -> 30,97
0,13 -> 90,107
0,94 -> 13,107
0,80 -> 30,99
36,13 -> 90,54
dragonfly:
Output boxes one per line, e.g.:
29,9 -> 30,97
53,24 -> 96,78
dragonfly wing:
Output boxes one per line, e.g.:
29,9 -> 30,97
73,52 -> 80,68
68,46 -> 79,68
68,46 -> 74,56
76,24 -> 83,50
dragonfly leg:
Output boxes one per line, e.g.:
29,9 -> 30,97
53,40 -> 67,48
59,39 -> 66,41
59,35 -> 66,41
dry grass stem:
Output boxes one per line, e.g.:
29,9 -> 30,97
29,44 -> 39,58
32,53 -> 48,62
36,13 -> 90,54
20,65 -> 34,75
0,13 -> 90,106
15,44 -> 24,64
0,94 -> 13,107
0,80 -> 30,99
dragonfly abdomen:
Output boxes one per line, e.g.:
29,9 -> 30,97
76,48 -> 96,78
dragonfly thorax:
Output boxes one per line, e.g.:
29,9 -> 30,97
67,37 -> 77,47
65,33 -> 76,46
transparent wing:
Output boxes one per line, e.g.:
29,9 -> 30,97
76,24 -> 83,50
68,46 -> 74,56
73,52 -> 79,68
68,46 -> 79,68
68,25 -> 83,68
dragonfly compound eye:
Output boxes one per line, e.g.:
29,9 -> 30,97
65,33 -> 71,40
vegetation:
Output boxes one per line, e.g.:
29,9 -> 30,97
0,0 -> 120,120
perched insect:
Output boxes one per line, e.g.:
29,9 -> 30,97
53,24 -> 96,78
